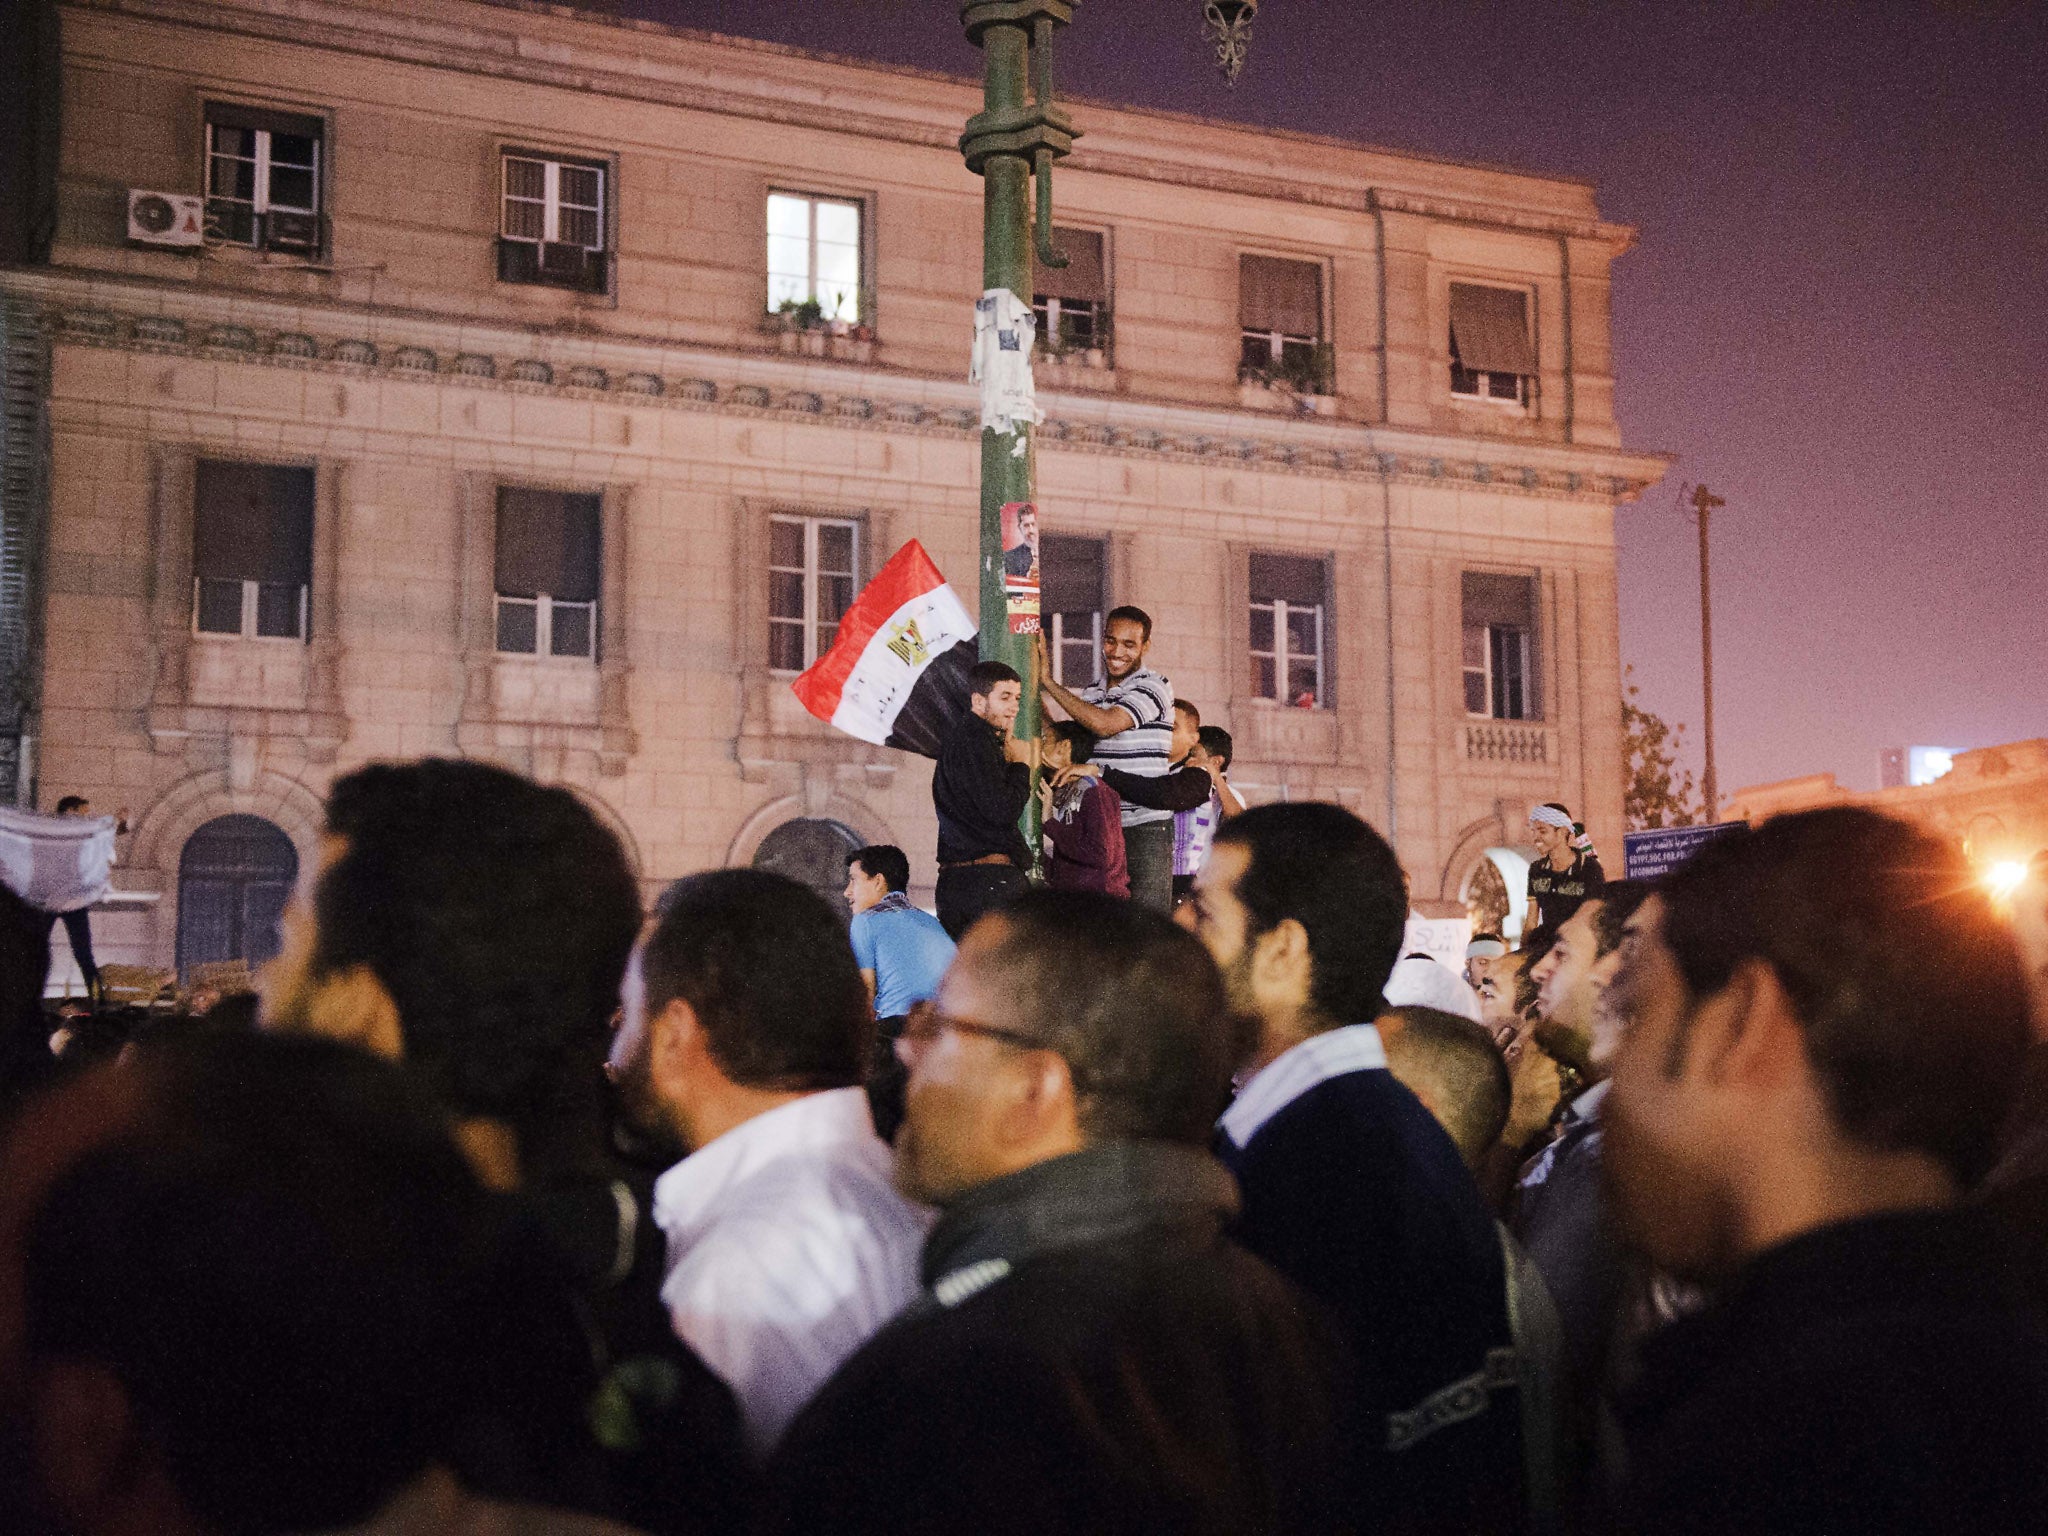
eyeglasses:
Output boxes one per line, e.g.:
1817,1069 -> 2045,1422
895,1001 -> 1056,1064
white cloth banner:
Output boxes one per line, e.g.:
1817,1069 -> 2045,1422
969,288 -> 1041,436
0,806 -> 116,914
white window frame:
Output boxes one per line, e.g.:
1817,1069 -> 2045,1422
204,121 -> 321,241
768,514 -> 861,675
1249,593 -> 1326,707
500,153 -> 607,251
192,577 -> 307,642
765,191 -> 864,323
1448,282 -> 1533,411
1032,295 -> 1104,354
494,593 -> 598,661
1463,622 -> 1534,720
1049,609 -> 1102,687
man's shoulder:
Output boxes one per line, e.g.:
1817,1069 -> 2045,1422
1241,1071 -> 1474,1189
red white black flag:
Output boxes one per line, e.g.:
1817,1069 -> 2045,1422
790,541 -> 980,759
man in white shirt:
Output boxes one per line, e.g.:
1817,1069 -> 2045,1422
608,868 -> 930,1457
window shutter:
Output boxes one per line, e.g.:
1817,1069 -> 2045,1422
495,488 -> 601,601
193,461 -> 314,585
1040,534 -> 1106,615
1250,553 -> 1326,608
1449,284 -> 1536,376
1239,255 -> 1323,338
1033,228 -> 1106,303
1462,571 -> 1535,630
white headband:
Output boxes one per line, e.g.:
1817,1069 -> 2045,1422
1466,937 -> 1508,960
1528,805 -> 1573,830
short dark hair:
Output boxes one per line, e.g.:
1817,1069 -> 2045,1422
314,759 -> 642,1141
1196,725 -> 1233,770
1591,879 -> 1653,959
643,869 -> 870,1091
1173,698 -> 1200,726
1381,1005 -> 1511,1167
1105,605 -> 1152,643
1049,717 -> 1098,761
968,659 -> 1021,697
1213,803 -> 1407,1026
848,844 -> 911,894
54,795 -> 87,814
18,1033 -> 485,1533
1659,806 -> 2031,1185
971,891 -> 1247,1143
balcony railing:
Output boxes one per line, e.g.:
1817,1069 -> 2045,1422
1465,721 -> 1550,766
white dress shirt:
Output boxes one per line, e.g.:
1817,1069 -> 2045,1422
1216,1022 -> 1389,1150
651,1086 -> 930,1457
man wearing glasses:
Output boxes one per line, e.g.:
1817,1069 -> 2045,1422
763,892 -> 1353,1534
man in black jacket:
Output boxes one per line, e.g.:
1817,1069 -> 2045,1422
1604,808 -> 2048,1535
1182,803 -> 1525,1536
763,892 -> 1355,1536
931,659 -> 1033,939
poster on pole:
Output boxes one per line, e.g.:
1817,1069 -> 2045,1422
1622,820 -> 1747,881
1001,500 -> 1041,636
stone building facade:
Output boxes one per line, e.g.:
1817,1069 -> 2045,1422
1725,740 -> 2048,873
0,0 -> 1669,980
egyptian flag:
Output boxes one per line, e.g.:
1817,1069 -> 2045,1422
791,541 -> 980,758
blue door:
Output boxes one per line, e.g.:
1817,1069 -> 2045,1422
176,815 -> 298,978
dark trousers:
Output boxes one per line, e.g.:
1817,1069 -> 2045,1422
936,863 -> 1027,941
42,908 -> 99,996
1122,821 -> 1175,914
867,1015 -> 909,1145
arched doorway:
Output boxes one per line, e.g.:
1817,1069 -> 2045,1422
751,817 -> 862,922
177,815 -> 299,977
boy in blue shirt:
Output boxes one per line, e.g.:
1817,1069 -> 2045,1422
844,845 -> 956,1138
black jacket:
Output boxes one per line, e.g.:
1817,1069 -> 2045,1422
1218,1064 -> 1524,1536
1615,1207 -> 2048,1535
1103,760 -> 1213,814
762,1142 -> 1356,1536
932,712 -> 1030,866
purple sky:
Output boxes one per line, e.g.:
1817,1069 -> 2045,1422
612,1 -> 2048,793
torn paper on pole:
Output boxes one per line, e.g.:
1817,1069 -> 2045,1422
969,289 -> 1041,436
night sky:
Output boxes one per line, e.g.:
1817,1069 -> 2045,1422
595,0 -> 2045,794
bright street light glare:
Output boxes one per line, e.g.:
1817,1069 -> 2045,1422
1986,861 -> 2029,899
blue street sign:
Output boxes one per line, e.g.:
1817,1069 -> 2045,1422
1622,821 -> 1747,881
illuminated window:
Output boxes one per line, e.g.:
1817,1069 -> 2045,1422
766,192 -> 863,323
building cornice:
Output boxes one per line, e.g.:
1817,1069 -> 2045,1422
1,268 -> 1673,503
63,0 -> 1631,248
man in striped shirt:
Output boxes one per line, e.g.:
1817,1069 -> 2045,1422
1037,606 -> 1177,912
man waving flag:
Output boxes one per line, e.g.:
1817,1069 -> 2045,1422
791,541 -> 980,758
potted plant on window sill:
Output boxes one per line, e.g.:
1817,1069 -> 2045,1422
829,319 -> 876,365
768,297 -> 829,356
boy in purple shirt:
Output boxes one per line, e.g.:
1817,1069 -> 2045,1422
1040,721 -> 1129,897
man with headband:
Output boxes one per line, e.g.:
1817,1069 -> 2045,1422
1524,802 -> 1605,937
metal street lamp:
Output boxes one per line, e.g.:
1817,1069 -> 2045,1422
958,2 -> 1251,857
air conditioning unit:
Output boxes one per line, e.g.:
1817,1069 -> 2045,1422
264,210 -> 322,255
127,189 -> 206,248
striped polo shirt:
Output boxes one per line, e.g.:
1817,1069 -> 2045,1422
1080,666 -> 1174,828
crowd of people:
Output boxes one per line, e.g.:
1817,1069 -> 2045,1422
4,688 -> 2048,1532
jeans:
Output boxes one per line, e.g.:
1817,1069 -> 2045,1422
866,1015 -> 909,1145
936,864 -> 1028,941
1122,821 -> 1174,914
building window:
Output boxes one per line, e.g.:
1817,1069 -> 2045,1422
769,515 -> 859,673
1449,283 -> 1535,406
1239,254 -> 1328,391
1040,534 -> 1106,685
495,488 -> 601,659
192,460 -> 313,640
1032,227 -> 1108,359
1249,553 -> 1328,708
497,151 -> 608,293
204,104 -> 323,254
1462,572 -> 1538,719
766,192 -> 862,323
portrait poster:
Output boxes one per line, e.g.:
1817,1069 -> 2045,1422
1001,500 -> 1041,635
